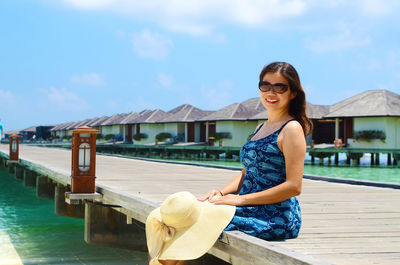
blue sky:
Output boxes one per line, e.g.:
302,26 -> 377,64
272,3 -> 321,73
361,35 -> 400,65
1,0 -> 400,131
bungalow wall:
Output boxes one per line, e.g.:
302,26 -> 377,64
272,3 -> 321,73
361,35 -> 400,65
101,125 -> 122,138
348,117 -> 400,149
216,120 -> 259,147
135,123 -> 164,144
163,123 -> 178,138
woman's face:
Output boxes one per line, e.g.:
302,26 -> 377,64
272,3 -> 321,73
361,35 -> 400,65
259,72 -> 296,113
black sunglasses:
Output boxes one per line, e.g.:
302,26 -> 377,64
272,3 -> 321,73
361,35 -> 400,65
258,81 -> 289,94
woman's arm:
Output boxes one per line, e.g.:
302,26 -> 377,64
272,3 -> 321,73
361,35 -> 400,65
211,121 -> 305,206
220,167 -> 246,195
199,123 -> 263,202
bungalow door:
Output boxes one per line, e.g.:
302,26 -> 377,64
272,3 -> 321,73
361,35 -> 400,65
208,122 -> 216,146
344,118 -> 354,145
200,123 -> 206,142
187,123 -> 195,142
127,125 -> 133,142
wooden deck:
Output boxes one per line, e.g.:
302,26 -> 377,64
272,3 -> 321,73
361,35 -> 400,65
1,144 -> 400,265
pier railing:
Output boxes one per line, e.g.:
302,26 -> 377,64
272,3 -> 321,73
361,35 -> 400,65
24,142 -> 400,167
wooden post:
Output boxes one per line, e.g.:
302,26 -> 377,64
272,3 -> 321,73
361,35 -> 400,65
387,153 -> 392,166
334,153 -> 339,165
36,175 -> 55,200
55,184 -> 84,218
24,169 -> 37,187
15,164 -> 24,180
84,201 -> 147,251
370,153 -> 374,166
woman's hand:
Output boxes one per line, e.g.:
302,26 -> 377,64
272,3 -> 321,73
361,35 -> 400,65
210,194 -> 245,206
197,189 -> 222,202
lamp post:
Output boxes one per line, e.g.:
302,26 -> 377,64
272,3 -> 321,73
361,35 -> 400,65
71,126 -> 98,193
9,134 -> 20,162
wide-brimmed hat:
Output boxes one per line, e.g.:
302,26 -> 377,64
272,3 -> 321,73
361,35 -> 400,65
145,191 -> 235,264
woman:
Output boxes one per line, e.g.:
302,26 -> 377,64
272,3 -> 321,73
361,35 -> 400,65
200,61 -> 312,240
150,62 -> 312,264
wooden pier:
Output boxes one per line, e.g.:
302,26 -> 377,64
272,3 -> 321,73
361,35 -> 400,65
0,144 -> 400,265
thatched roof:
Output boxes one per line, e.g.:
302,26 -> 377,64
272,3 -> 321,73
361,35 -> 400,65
249,110 -> 268,120
162,104 -> 211,123
22,126 -> 36,132
120,112 -> 140,125
101,113 -> 128,126
306,102 -> 331,119
90,116 -> 110,127
325,90 -> 400,118
85,117 -> 101,127
199,103 -> 259,121
241,97 -> 265,113
248,102 -> 330,120
65,119 -> 91,130
136,109 -> 170,123
57,122 -> 75,131
4,129 -> 22,135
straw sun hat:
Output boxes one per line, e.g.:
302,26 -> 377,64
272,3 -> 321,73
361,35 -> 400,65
146,191 -> 235,264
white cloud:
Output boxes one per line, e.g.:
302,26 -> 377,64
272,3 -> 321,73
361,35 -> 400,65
71,73 -> 106,86
132,29 -> 173,60
40,87 -> 90,111
61,0 -> 310,34
305,26 -> 371,53
0,90 -> 16,105
63,0 -> 112,10
131,96 -> 158,112
359,0 -> 399,17
157,72 -> 173,89
115,28 -> 126,39
106,100 -> 119,110
200,80 -> 235,109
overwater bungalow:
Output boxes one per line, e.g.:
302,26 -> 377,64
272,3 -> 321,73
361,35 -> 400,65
198,102 -> 260,146
159,104 -> 213,144
63,119 -> 91,137
88,116 -> 110,136
324,89 -> 400,149
3,129 -> 23,139
130,109 -> 170,144
99,113 -> 128,141
20,126 -> 37,140
52,121 -> 75,139
120,112 -> 140,143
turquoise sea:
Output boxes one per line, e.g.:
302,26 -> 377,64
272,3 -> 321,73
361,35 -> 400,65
0,167 -> 148,265
129,154 -> 400,184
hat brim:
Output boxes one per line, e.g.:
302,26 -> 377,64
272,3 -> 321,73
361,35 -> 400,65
146,200 -> 235,261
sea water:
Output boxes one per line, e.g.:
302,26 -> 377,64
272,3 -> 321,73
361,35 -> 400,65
0,167 -> 147,265
128,154 -> 400,184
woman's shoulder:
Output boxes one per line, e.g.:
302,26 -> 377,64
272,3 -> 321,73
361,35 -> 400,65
282,120 -> 304,137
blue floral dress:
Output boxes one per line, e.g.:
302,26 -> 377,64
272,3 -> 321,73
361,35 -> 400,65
224,119 -> 302,240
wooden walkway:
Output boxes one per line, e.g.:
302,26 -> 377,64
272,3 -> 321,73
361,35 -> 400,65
1,144 -> 400,265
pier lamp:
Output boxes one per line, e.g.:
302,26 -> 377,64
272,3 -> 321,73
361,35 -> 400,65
71,126 -> 98,193
9,134 -> 20,162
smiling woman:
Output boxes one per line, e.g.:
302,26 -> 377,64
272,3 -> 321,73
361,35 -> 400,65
146,62 -> 314,265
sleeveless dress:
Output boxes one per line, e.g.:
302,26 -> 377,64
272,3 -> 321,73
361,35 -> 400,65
224,119 -> 302,240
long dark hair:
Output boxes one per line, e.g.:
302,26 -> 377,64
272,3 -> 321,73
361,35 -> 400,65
259,62 -> 313,136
